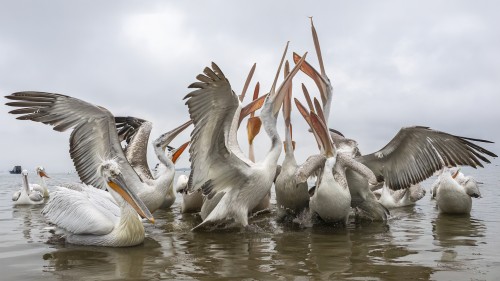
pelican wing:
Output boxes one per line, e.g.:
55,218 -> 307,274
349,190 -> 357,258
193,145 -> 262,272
115,116 -> 154,180
295,154 -> 327,183
6,92 -> 141,190
184,63 -> 251,197
42,187 -> 116,235
357,126 -> 497,190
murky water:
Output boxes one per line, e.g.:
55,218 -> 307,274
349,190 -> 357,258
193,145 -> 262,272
1,164 -> 499,280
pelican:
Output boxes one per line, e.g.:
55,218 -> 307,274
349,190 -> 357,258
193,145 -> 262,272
374,183 -> 426,209
5,92 -> 190,214
185,43 -> 307,230
432,168 -> 481,214
115,116 -> 191,210
12,170 -> 44,205
274,61 -> 310,218
294,98 -> 378,225
42,159 -> 155,247
30,166 -> 51,198
294,18 -> 497,220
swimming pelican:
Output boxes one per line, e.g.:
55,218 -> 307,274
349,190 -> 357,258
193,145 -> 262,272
5,92 -> 190,214
30,166 -> 51,198
432,168 -> 481,214
115,116 -> 191,210
294,18 -> 497,220
374,183 -> 426,209
274,61 -> 310,217
294,98 -> 378,225
42,159 -> 155,247
12,170 -> 44,205
185,43 -> 307,230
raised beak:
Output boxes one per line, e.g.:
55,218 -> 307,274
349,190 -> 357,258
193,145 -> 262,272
171,141 -> 190,164
38,170 -> 50,178
271,51 -> 307,116
158,120 -> 192,151
293,52 -> 328,105
239,91 -> 266,125
107,174 -> 155,223
239,63 -> 257,102
310,112 -> 335,157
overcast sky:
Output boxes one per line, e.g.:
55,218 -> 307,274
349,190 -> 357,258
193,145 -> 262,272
1,1 -> 498,174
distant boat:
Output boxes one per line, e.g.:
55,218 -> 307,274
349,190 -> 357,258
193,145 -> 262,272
9,166 -> 22,174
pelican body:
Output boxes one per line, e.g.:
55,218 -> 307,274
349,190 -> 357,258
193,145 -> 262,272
42,160 -> 154,247
375,184 -> 426,209
434,168 -> 481,215
185,45 -> 307,230
12,170 -> 44,205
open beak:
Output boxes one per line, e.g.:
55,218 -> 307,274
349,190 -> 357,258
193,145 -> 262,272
239,91 -> 266,125
310,112 -> 334,157
171,141 -> 190,164
107,174 -> 155,223
158,120 -> 192,151
247,116 -> 262,145
38,170 -> 50,178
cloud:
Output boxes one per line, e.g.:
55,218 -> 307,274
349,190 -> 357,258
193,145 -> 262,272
1,1 -> 498,174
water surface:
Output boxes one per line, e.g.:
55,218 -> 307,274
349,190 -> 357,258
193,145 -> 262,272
0,165 -> 499,280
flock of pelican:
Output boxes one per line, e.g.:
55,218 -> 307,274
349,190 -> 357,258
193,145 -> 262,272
6,19 -> 497,247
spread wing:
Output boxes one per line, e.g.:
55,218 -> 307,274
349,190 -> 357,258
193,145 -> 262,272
115,116 -> 154,180
6,91 -> 142,190
357,126 -> 497,190
184,63 -> 251,198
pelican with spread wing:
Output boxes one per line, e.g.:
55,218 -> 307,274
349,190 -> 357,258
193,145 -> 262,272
185,43 -> 307,230
5,92 -> 189,214
115,116 -> 191,210
295,18 -> 497,220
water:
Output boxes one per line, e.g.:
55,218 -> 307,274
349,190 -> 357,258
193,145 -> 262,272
0,165 -> 499,280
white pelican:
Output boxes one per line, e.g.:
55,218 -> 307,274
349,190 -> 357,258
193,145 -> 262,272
30,166 -> 50,198
42,159 -> 155,247
294,98 -> 378,225
294,18 -> 497,220
432,168 -> 481,214
12,170 -> 44,205
185,43 -> 307,230
115,116 -> 191,210
374,183 -> 426,209
274,61 -> 310,217
5,92 -> 189,214
175,174 -> 203,213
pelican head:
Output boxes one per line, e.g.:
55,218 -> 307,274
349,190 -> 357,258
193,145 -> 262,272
36,166 -> 50,178
21,169 -> 29,176
100,159 -> 155,223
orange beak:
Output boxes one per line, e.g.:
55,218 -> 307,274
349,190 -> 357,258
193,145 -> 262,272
172,141 -> 190,164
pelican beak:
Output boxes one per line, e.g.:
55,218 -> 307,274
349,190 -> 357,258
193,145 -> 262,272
107,174 -> 155,224
171,141 -> 190,164
283,140 -> 296,153
38,170 -> 50,178
239,93 -> 266,125
247,116 -> 262,144
452,169 -> 460,179
158,120 -> 192,151
271,52 -> 307,116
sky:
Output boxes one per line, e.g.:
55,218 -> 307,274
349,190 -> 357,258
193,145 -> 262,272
1,0 -> 498,174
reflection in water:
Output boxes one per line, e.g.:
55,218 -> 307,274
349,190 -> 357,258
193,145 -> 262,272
432,214 -> 486,248
43,238 -> 163,280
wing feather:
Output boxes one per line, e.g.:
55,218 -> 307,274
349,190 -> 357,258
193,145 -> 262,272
184,63 -> 250,194
6,91 -> 141,190
358,126 -> 497,190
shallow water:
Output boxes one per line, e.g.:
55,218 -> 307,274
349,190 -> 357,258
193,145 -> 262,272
0,165 -> 499,280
